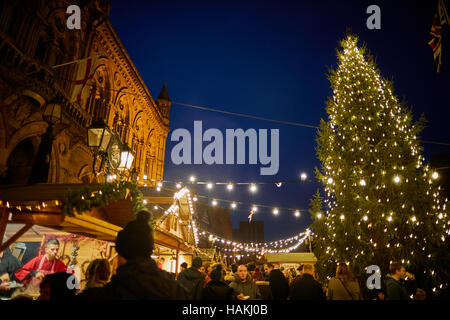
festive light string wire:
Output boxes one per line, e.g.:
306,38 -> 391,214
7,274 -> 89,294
34,73 -> 450,147
197,228 -> 311,249
193,193 -> 308,215
137,180 -> 310,216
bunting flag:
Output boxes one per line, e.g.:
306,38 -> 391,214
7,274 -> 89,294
429,0 -> 449,72
70,56 -> 99,103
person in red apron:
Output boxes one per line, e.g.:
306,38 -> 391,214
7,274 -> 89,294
15,239 -> 67,285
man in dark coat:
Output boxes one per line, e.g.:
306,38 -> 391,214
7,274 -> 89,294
177,256 -> 205,300
290,264 -> 326,300
268,268 -> 289,300
385,262 -> 410,300
0,247 -> 22,283
78,210 -> 188,300
203,264 -> 233,300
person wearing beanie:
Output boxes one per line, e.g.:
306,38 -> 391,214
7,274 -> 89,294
78,210 -> 188,300
203,264 -> 233,300
177,256 -> 205,300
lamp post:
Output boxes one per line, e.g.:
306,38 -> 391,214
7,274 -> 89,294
28,97 -> 62,184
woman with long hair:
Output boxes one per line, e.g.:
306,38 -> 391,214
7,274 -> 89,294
327,262 -> 363,300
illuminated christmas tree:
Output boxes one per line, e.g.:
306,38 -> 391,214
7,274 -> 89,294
310,35 -> 449,295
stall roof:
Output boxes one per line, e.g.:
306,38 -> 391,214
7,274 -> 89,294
265,252 -> 317,263
0,184 -> 195,252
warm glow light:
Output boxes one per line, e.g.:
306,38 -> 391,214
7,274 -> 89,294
143,175 -> 147,180
250,184 -> 257,192
327,177 -> 334,184
231,202 -> 237,209
157,182 -> 163,187
273,208 -> 279,215
212,200 -> 217,206
156,186 -> 161,192
300,173 -> 307,181
143,200 -> 147,204
394,176 -> 401,184
317,213 -> 322,219
176,183 -> 182,189
227,184 -> 233,190
154,205 -> 158,210
189,176 -> 196,182
294,210 -> 300,217
360,179 -> 366,186
252,206 -> 258,212
193,196 -> 198,202
207,183 -> 213,189
432,171 -> 439,180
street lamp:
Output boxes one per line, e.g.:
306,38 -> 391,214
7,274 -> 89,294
87,119 -> 112,153
118,143 -> 134,171
43,99 -> 62,125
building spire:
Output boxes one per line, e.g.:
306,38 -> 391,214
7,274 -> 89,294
157,83 -> 170,101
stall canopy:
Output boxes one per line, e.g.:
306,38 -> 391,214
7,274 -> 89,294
0,184 -> 197,255
265,252 -> 317,264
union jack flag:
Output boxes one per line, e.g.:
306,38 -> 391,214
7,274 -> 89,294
429,0 -> 449,72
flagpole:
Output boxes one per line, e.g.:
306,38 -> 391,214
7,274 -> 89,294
50,55 -> 101,69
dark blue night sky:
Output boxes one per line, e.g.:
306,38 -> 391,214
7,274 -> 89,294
109,0 -> 450,241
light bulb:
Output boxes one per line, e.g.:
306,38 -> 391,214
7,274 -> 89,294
252,206 -> 258,212
227,183 -> 233,190
300,173 -> 307,181
394,176 -> 401,184
327,177 -> 334,184
250,184 -> 257,192
212,200 -> 217,206
294,210 -> 300,217
189,176 -> 196,182
231,202 -> 237,209
207,183 -> 213,189
360,179 -> 366,186
432,172 -> 439,180
273,208 -> 279,215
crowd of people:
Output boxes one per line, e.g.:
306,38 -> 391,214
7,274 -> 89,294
0,210 -> 447,300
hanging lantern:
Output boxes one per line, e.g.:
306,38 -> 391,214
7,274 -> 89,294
87,119 -> 112,153
118,143 -> 134,171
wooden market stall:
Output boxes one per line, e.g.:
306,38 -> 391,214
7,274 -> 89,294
0,183 -> 199,282
264,252 -> 318,272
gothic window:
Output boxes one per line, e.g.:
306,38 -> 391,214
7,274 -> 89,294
144,156 -> 150,176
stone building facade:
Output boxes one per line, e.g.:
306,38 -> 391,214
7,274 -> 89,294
0,0 -> 170,185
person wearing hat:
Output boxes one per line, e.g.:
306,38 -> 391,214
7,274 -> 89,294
202,264 -> 233,300
78,210 -> 188,300
177,256 -> 205,300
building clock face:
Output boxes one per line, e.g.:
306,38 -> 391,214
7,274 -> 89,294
108,134 -> 121,170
